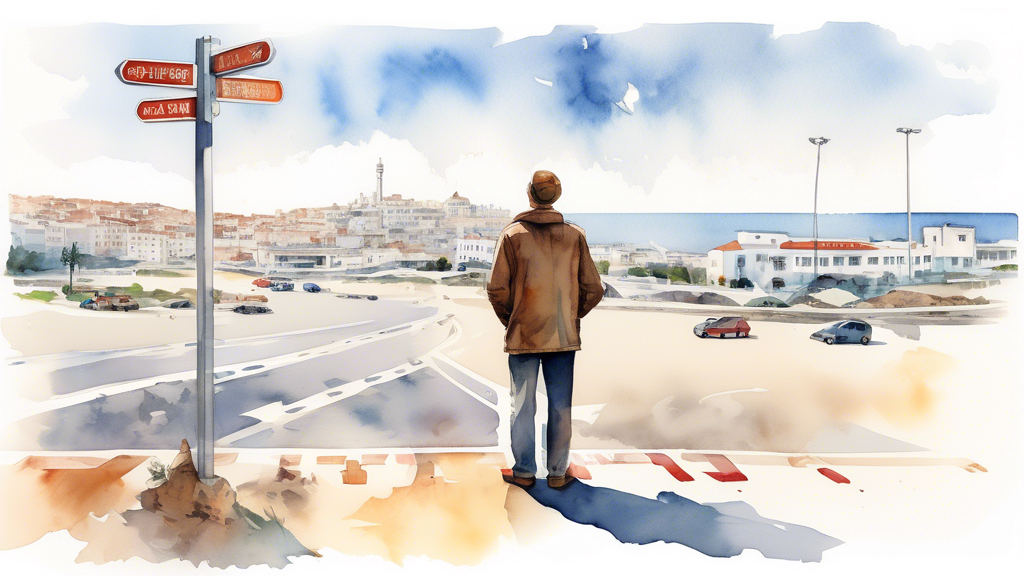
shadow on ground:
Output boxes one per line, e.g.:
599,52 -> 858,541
520,479 -> 843,562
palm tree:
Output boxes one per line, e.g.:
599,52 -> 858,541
60,242 -> 82,294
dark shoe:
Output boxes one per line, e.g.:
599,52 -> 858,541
546,473 -> 577,490
502,472 -> 535,488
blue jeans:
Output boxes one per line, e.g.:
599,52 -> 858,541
508,351 -> 575,478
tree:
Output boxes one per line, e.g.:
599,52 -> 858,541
717,275 -> 726,286
627,266 -> 649,277
6,245 -> 48,274
436,256 -> 452,271
596,260 -> 610,274
60,242 -> 82,294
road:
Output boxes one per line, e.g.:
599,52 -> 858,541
4,297 -> 507,451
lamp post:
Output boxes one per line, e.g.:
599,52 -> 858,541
897,127 -> 921,284
809,137 -> 830,280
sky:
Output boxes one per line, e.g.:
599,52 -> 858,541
1,2 -> 1022,222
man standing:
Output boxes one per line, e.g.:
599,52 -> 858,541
487,170 -> 604,490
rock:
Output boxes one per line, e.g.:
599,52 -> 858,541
140,439 -> 238,526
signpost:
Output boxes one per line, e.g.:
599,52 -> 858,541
136,97 -> 197,122
117,36 -> 281,480
211,39 -> 275,75
216,77 -> 283,103
116,59 -> 196,88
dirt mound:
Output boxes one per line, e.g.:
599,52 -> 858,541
744,296 -> 790,308
786,295 -> 838,308
644,290 -> 739,306
855,290 -> 989,308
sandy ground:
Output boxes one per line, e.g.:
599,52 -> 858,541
1,272 -> 1021,567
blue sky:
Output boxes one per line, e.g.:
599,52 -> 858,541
2,20 -> 1010,216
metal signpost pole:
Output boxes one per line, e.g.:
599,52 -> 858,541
195,36 -> 218,480
117,36 -> 278,480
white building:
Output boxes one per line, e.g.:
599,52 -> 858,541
126,232 -> 168,263
922,224 -> 976,271
706,230 -> 932,290
455,236 -> 496,265
975,240 -> 1017,269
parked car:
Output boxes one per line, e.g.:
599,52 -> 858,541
270,281 -> 294,292
457,263 -> 467,272
233,304 -> 273,314
166,300 -> 194,309
693,317 -> 751,339
302,283 -> 321,293
84,294 -> 140,312
810,320 -> 872,345
252,278 -> 273,288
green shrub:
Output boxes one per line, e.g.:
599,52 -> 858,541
136,269 -> 187,277
15,290 -> 57,302
596,260 -> 610,274
669,266 -> 691,284
627,267 -> 649,277
127,283 -> 144,294
651,267 -> 668,279
729,279 -> 738,288
993,264 -> 1017,271
62,283 -> 72,295
66,292 -> 88,302
6,245 -> 49,274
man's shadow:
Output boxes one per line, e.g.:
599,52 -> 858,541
515,479 -> 843,562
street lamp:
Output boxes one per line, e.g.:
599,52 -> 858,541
897,127 -> 921,284
809,137 -> 830,280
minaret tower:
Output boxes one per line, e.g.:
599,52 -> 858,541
375,158 -> 384,204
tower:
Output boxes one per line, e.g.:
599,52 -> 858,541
375,158 -> 384,204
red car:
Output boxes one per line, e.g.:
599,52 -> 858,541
693,317 -> 751,339
252,278 -> 273,288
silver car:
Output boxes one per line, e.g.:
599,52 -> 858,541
810,320 -> 872,345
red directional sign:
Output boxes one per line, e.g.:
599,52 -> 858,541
116,59 -> 196,88
216,76 -> 283,104
136,97 -> 197,122
211,39 -> 275,75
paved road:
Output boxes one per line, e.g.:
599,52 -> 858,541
5,301 -> 508,452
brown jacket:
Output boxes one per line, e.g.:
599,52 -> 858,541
486,208 -> 604,354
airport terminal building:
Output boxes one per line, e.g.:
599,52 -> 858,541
706,224 -> 1015,290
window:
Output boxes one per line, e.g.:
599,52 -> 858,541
755,253 -> 766,262
819,257 -> 828,267
963,258 -> 972,267
951,257 -> 959,266
736,255 -> 746,267
848,256 -> 861,266
770,256 -> 786,271
915,256 -> 920,265
924,255 -> 931,263
868,256 -> 878,265
833,256 -> 845,266
801,257 -> 812,267
897,256 -> 905,265
883,256 -> 892,265
958,235 -> 967,242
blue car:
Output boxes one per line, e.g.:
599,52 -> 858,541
811,320 -> 872,345
80,298 -> 94,308
270,281 -> 294,292
302,283 -> 321,293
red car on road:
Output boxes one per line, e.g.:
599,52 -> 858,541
252,278 -> 273,288
693,317 -> 751,339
